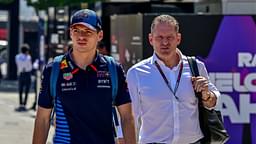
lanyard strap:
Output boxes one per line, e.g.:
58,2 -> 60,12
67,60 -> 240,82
154,61 -> 183,100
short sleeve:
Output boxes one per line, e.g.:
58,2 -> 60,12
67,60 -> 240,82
114,63 -> 131,106
38,63 -> 54,109
197,59 -> 221,109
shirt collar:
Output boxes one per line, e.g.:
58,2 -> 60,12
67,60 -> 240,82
66,50 -> 100,65
151,49 -> 184,71
64,50 -> 101,72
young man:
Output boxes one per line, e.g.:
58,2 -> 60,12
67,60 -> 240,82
15,44 -> 32,112
33,9 -> 136,144
127,15 -> 220,144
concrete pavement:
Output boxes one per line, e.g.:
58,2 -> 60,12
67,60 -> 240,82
0,80 -> 54,144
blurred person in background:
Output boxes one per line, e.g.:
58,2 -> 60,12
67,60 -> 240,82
97,41 -> 110,56
15,44 -> 32,112
29,59 -> 39,111
0,66 -> 2,84
0,62 -> 2,84
0,46 -> 7,83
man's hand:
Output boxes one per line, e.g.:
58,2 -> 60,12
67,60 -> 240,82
191,76 -> 208,93
117,103 -> 136,144
192,76 -> 217,108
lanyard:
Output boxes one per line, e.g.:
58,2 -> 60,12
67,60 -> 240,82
155,60 -> 183,100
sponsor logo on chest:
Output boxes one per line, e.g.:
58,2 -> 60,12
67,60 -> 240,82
61,81 -> 77,91
97,70 -> 111,88
63,72 -> 73,81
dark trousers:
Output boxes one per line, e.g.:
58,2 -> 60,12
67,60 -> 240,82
18,72 -> 31,106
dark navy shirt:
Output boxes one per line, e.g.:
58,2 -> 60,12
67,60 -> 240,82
38,52 -> 131,144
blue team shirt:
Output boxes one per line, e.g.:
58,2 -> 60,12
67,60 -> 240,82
38,52 -> 131,144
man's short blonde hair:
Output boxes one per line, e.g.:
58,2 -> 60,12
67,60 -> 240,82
151,15 -> 179,33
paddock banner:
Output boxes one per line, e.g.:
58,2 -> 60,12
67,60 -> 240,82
111,14 -> 256,144
202,16 -> 256,144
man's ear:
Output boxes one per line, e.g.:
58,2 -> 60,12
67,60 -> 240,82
177,32 -> 181,45
69,28 -> 73,39
98,30 -> 103,41
148,33 -> 153,46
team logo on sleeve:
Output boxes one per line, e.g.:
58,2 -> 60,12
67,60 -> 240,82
60,59 -> 68,69
63,72 -> 73,81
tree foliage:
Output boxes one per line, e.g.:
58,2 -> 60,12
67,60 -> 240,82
0,0 -> 14,4
26,0 -> 103,10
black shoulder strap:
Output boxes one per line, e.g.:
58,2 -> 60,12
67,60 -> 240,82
187,56 -> 199,77
187,56 -> 203,102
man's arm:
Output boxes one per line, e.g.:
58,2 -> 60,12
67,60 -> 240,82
127,68 -> 141,141
32,106 -> 52,144
117,103 -> 136,144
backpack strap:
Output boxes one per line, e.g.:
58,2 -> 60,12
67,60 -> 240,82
104,56 -> 118,102
103,56 -> 123,138
50,55 -> 64,122
50,55 -> 64,100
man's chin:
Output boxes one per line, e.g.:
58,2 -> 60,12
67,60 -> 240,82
159,51 -> 171,56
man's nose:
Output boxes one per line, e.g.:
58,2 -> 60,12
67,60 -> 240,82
161,38 -> 169,45
77,35 -> 88,41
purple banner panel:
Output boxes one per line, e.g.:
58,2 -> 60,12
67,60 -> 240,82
203,16 -> 256,144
